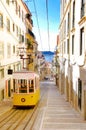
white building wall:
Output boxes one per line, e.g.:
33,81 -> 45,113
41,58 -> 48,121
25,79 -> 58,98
59,0 -> 86,118
0,0 -> 28,100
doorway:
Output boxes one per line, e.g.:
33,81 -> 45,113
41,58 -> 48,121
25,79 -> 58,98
78,79 -> 82,110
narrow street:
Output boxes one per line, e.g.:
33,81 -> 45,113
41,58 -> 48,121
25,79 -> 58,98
0,0 -> 86,129
0,81 -> 86,130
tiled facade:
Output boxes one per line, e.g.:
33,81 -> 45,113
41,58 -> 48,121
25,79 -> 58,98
58,0 -> 86,119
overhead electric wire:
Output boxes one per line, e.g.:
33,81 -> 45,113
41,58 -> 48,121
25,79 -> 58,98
25,0 -> 43,50
46,0 -> 50,51
25,0 -> 50,51
32,0 -> 43,50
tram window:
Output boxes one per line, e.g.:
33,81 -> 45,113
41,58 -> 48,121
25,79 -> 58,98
19,79 -> 27,93
31,80 -> 33,87
13,79 -> 18,92
29,80 -> 34,93
13,79 -> 18,93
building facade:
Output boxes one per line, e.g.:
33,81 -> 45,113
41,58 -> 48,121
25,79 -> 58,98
19,2 -> 38,72
58,0 -> 86,119
0,0 -> 34,100
37,51 -> 46,80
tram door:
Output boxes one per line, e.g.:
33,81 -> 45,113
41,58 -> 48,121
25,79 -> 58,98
78,79 -> 82,110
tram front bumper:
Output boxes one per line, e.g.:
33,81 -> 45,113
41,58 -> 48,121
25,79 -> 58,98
13,92 -> 40,106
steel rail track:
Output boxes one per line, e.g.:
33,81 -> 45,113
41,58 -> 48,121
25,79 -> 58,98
0,82 -> 48,130
23,83 -> 49,130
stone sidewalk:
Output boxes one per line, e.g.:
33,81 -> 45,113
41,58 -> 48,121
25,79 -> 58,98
33,82 -> 86,130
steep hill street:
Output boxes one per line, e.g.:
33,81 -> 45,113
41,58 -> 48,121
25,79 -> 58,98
33,81 -> 86,130
0,81 -> 86,130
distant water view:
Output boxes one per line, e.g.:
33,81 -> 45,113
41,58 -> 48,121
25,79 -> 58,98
42,51 -> 54,62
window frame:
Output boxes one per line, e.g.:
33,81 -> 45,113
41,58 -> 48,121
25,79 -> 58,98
0,69 -> 4,79
72,0 -> 75,28
81,0 -> 85,18
6,18 -> 10,32
0,13 -> 3,28
72,35 -> 74,55
80,27 -> 84,55
6,0 -> 10,5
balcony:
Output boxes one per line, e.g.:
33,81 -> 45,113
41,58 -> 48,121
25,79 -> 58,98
27,29 -> 35,39
25,13 -> 33,26
26,13 -> 31,19
26,39 -> 33,50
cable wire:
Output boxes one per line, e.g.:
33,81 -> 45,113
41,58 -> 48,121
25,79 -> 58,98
32,0 -> 43,50
24,0 -> 50,51
46,0 -> 50,51
24,0 -> 43,50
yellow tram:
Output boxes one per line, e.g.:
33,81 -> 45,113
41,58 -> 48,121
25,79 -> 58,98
12,70 -> 40,107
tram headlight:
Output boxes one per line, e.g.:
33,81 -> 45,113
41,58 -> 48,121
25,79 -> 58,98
21,98 -> 25,102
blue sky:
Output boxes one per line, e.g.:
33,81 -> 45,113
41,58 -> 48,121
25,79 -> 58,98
24,0 -> 60,51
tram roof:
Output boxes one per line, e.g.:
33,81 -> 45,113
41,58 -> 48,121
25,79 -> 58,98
12,70 -> 39,79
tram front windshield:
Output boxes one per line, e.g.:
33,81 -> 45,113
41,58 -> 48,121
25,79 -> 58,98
13,79 -> 34,93
20,79 -> 27,93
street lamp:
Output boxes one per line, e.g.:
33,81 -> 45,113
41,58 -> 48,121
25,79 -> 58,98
18,47 -> 33,69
